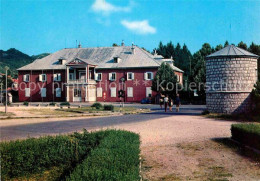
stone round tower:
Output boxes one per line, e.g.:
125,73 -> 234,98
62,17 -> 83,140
206,45 -> 258,114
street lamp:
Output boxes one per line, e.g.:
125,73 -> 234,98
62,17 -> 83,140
5,66 -> 9,113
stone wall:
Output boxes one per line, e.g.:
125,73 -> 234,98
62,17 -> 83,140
206,57 -> 258,114
206,92 -> 252,114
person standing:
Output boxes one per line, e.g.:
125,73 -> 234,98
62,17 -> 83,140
175,94 -> 181,112
168,97 -> 173,112
164,95 -> 169,112
159,93 -> 164,109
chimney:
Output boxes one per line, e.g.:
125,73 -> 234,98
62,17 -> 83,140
121,40 -> 125,46
78,41 -> 82,48
131,43 -> 135,54
154,49 -> 157,55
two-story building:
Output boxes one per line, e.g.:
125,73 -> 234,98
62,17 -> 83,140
18,44 -> 183,102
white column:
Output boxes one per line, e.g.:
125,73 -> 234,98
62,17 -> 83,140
66,86 -> 69,102
86,65 -> 89,83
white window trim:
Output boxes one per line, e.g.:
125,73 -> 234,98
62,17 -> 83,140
95,73 -> 102,81
109,72 -> 116,81
25,88 -> 30,97
41,88 -> 46,97
127,72 -> 134,80
39,74 -> 47,82
145,72 -> 153,80
23,74 -> 30,82
97,87 -> 103,97
146,87 -> 152,97
110,87 -> 116,97
54,73 -> 61,81
56,88 -> 61,97
127,87 -> 133,97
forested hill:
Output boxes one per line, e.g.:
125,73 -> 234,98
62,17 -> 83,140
0,48 -> 50,77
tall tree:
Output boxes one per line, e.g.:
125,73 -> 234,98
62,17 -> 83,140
224,41 -> 229,47
237,41 -> 247,50
152,62 -> 178,96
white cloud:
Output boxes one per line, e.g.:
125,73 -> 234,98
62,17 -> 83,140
91,0 -> 132,15
121,20 -> 156,35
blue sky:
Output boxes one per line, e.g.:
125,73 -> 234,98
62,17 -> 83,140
1,0 -> 260,55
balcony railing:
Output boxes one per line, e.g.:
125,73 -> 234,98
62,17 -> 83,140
67,79 -> 96,84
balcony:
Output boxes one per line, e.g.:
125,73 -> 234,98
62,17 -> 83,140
67,79 -> 96,84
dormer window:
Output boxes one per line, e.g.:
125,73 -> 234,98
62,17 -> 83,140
59,57 -> 66,65
113,57 -> 121,63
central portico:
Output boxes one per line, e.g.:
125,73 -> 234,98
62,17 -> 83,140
65,57 -> 97,102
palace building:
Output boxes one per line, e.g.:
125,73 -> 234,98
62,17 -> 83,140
18,44 -> 183,102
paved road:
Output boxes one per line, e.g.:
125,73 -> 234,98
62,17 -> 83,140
0,105 -> 217,142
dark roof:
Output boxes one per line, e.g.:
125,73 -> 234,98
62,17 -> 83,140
206,45 -> 259,59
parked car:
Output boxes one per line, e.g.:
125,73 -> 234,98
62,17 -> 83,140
141,98 -> 151,104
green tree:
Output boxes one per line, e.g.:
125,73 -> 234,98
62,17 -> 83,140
152,62 -> 178,96
248,42 -> 260,81
112,43 -> 118,47
215,44 -> 223,51
251,81 -> 260,114
237,41 -> 247,50
224,41 -> 229,47
0,75 -> 13,89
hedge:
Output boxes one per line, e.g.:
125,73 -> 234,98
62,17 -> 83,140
91,102 -> 103,109
67,130 -> 140,181
104,104 -> 114,111
231,123 -> 260,150
0,130 -> 140,181
0,130 -> 105,180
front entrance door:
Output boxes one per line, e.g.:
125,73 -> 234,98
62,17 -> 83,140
73,88 -> 81,102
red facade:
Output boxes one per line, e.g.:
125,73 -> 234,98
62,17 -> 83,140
18,68 -> 183,102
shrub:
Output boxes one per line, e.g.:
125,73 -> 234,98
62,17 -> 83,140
103,104 -> 114,111
2,101 -> 11,106
67,130 -> 140,181
251,81 -> 260,114
60,102 -> 70,106
91,102 -> 103,109
201,109 -> 210,115
49,102 -> 56,106
23,101 -> 29,106
0,130 -> 103,180
231,123 -> 260,150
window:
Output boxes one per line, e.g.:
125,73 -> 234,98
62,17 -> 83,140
97,87 -> 102,97
23,74 -> 30,82
110,87 -> 116,97
41,88 -> 46,97
56,88 -> 61,97
69,73 -> 74,80
177,75 -> 182,83
146,87 -> 152,97
95,73 -> 102,81
25,88 -> 30,97
127,87 -> 133,97
39,74 -> 47,82
74,89 -> 81,97
144,72 -> 153,80
127,72 -> 134,80
54,73 -> 61,81
109,72 -> 116,81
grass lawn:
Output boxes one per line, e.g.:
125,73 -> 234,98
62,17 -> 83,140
59,106 -> 149,114
0,130 -> 140,181
204,113 -> 260,123
0,111 -> 14,117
